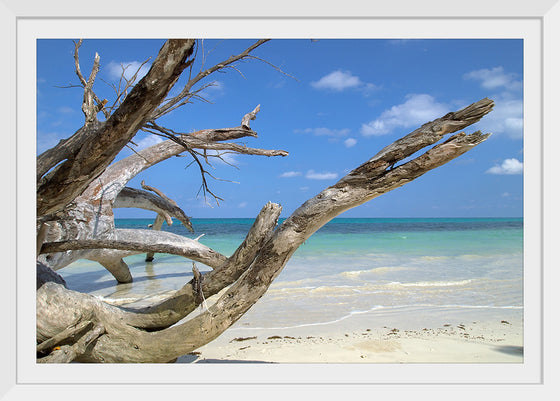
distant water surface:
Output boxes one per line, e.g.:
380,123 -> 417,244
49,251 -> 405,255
59,218 -> 523,329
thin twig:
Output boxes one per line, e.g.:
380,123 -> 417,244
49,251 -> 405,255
151,39 -> 270,120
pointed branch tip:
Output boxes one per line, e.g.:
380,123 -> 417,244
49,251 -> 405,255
241,105 -> 261,129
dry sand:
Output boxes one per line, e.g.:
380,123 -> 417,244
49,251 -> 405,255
176,306 -> 523,364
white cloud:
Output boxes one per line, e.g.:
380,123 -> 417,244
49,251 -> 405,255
135,135 -> 164,150
311,70 -> 378,93
311,70 -> 361,91
344,138 -> 357,148
201,80 -> 225,99
238,202 -> 248,208
106,60 -> 151,83
305,170 -> 338,180
463,66 -> 522,91
472,95 -> 523,140
295,128 -> 350,137
37,132 -> 65,154
279,171 -> 302,178
204,149 -> 239,166
486,158 -> 523,175
363,83 -> 378,93
360,94 -> 449,136
461,67 -> 523,140
58,106 -> 75,114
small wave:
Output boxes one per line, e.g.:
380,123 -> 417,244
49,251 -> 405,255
387,279 -> 473,288
396,304 -> 523,310
341,266 -> 409,277
351,289 -> 383,294
310,285 -> 354,294
232,306 -> 386,331
420,256 -> 450,261
442,304 -> 523,310
369,303 -> 522,310
231,304 -> 522,331
278,286 -> 317,292
458,254 -> 485,260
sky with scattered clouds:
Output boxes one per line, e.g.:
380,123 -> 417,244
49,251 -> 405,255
37,39 -> 523,218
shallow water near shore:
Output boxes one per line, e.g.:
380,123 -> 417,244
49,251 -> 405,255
59,217 -> 523,342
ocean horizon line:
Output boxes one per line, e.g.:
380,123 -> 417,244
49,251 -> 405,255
115,216 -> 523,221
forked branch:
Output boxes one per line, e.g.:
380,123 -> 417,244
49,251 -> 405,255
73,39 -> 109,123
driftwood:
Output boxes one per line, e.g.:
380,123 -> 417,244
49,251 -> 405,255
35,39 -> 494,363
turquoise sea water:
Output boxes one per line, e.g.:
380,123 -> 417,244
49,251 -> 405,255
59,218 -> 523,329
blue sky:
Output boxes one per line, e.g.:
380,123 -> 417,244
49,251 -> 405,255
37,39 -> 523,218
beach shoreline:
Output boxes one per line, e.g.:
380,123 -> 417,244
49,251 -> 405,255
177,306 -> 522,364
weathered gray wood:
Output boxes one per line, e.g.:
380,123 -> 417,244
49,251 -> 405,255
37,323 -> 105,363
145,214 -> 166,261
36,261 -> 67,290
41,229 -> 228,269
96,257 -> 133,284
113,187 -> 193,232
36,320 -> 93,353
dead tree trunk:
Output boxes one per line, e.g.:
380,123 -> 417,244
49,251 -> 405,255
36,39 -> 494,363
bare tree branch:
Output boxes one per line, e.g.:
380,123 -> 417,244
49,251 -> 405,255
37,323 -> 105,363
241,104 -> 260,129
105,58 -> 152,114
41,228 -> 227,269
37,320 -> 93,353
145,214 -> 166,262
140,180 -> 178,207
73,39 -> 87,87
113,187 -> 193,232
184,140 -> 289,158
73,39 -> 108,124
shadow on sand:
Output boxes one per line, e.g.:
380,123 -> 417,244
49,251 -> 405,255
494,345 -> 523,356
175,354 -> 274,364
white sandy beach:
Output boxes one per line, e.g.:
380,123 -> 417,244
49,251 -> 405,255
176,306 -> 522,364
